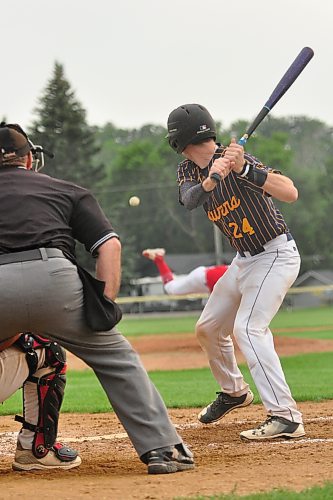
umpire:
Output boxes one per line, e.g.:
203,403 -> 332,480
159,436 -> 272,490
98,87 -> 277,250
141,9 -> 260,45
0,123 -> 194,475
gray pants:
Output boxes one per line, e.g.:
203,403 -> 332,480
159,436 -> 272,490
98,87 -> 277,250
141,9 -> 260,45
0,254 -> 181,456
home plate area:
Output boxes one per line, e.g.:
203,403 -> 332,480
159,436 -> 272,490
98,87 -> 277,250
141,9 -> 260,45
1,402 -> 333,499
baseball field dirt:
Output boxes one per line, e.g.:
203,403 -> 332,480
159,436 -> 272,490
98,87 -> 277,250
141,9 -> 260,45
1,332 -> 333,499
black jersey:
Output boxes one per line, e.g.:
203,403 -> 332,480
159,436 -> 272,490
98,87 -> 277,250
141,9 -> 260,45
177,145 -> 289,255
0,166 -> 117,259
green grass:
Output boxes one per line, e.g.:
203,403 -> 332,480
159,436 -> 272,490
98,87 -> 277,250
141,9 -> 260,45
3,308 -> 332,498
0,370 -> 111,416
176,482 -> 333,499
274,328 -> 333,340
1,306 -> 332,416
150,352 -> 333,407
270,306 -> 333,330
118,313 -> 200,336
117,306 -> 333,339
1,351 -> 333,416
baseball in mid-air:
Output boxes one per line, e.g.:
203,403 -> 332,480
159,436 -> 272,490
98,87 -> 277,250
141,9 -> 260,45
129,196 -> 141,207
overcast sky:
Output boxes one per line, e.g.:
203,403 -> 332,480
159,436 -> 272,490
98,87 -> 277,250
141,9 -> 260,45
2,0 -> 332,132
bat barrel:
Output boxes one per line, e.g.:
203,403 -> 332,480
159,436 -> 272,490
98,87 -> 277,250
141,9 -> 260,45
264,47 -> 314,110
209,47 -> 314,185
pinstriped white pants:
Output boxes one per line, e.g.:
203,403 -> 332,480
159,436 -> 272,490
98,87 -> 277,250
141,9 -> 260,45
196,234 -> 303,423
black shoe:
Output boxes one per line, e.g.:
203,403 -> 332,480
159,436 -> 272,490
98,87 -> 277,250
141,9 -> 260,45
198,390 -> 254,424
140,443 -> 194,474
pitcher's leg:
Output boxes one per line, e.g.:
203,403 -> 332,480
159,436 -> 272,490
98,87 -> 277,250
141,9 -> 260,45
164,267 -> 208,294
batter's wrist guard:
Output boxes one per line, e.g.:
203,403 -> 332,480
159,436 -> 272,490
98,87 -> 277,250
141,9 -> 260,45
238,163 -> 268,187
14,333 -> 67,458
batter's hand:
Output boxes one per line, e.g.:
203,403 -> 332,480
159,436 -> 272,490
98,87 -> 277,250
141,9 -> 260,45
224,138 -> 246,173
210,157 -> 232,181
202,157 -> 231,191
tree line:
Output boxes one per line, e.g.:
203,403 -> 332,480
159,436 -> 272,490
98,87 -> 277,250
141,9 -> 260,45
8,62 -> 333,291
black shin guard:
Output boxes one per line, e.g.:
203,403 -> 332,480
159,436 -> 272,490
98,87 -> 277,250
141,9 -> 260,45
14,333 -> 67,458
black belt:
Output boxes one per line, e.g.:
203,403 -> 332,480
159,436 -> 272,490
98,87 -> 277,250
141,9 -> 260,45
0,248 -> 65,265
238,233 -> 293,258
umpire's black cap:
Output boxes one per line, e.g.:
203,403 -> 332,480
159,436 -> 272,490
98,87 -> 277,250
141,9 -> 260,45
0,122 -> 31,162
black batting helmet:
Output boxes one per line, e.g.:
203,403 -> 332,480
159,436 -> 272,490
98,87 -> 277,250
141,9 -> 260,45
167,104 -> 216,154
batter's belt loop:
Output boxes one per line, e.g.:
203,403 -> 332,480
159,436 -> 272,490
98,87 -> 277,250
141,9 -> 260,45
39,248 -> 48,261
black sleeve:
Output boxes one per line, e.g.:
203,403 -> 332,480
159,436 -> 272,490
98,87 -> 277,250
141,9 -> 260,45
179,181 -> 212,210
70,189 -> 119,254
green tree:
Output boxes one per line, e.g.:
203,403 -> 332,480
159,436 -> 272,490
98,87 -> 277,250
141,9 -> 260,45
258,116 -> 333,271
94,131 -> 215,282
93,119 -> 307,280
317,155 -> 333,268
256,115 -> 333,173
222,115 -> 333,272
72,115 -> 333,279
28,62 -> 104,189
28,62 -> 108,270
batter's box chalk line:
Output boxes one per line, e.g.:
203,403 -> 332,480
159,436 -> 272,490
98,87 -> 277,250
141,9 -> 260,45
248,438 -> 333,446
0,415 -> 332,455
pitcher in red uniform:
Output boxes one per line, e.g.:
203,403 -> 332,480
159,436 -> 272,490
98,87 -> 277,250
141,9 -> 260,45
142,248 -> 228,295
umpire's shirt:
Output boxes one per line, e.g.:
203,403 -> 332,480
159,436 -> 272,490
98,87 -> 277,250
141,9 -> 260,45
0,166 -> 118,258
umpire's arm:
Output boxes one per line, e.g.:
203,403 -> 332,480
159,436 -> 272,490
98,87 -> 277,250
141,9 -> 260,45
95,238 -> 122,301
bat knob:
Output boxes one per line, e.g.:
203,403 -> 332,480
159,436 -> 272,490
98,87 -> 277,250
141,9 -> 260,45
210,172 -> 221,182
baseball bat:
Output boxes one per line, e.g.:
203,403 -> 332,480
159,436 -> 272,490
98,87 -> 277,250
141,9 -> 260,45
210,46 -> 314,182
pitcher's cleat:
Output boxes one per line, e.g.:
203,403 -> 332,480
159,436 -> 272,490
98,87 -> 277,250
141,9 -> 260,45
142,248 -> 166,260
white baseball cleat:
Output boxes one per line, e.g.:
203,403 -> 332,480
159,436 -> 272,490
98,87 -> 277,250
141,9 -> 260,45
142,248 -> 166,260
240,415 -> 305,441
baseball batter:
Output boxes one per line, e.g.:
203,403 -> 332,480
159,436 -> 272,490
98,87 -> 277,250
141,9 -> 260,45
167,103 -> 305,440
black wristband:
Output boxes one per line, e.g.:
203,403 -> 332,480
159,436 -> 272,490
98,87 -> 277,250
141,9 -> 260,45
241,164 -> 268,187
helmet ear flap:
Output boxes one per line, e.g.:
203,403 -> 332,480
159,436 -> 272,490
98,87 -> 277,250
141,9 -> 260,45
170,139 -> 179,152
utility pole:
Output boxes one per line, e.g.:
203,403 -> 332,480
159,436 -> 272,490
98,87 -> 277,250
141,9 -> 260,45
213,225 -> 224,265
